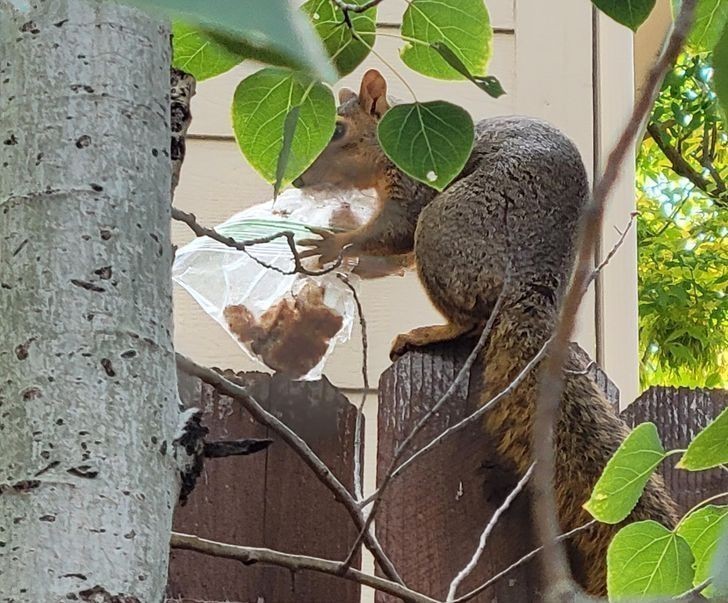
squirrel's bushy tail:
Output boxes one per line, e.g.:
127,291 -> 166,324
478,294 -> 678,595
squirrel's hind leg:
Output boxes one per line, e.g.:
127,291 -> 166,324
389,322 -> 478,361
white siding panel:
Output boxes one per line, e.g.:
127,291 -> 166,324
514,0 -> 597,358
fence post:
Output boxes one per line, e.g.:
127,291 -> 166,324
168,370 -> 362,603
375,340 -> 541,602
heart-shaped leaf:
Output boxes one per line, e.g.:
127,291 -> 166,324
123,0 -> 335,81
676,505 -> 728,596
584,422 -> 666,524
607,520 -> 695,600
377,101 -> 474,191
232,68 -> 335,186
592,0 -> 656,31
302,0 -> 376,77
677,405 -> 728,470
400,0 -> 492,80
172,21 -> 245,81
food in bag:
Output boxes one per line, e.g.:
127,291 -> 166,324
173,188 -> 385,379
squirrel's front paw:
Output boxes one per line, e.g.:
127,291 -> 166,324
298,227 -> 348,266
390,332 -> 419,361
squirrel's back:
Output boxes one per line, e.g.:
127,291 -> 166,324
415,116 -> 589,328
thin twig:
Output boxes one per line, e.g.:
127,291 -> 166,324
171,206 -> 344,277
335,273 -> 373,574
337,273 -> 369,506
647,122 -> 713,193
175,355 -> 403,585
675,577 -> 712,600
350,289 -> 506,564
360,337 -> 551,509
446,463 -> 536,601
452,520 -> 598,603
530,2 -> 698,598
170,532 -> 437,603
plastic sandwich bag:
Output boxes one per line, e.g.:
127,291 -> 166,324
172,188 -> 378,380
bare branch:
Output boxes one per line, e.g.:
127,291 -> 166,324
530,1 -> 698,597
452,520 -> 598,603
447,464 -> 535,601
171,207 -> 344,277
170,532 -> 438,603
647,122 -> 712,193
175,355 -> 403,585
337,273 -> 369,503
675,577 -> 712,600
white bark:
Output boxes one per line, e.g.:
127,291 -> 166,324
0,1 -> 181,601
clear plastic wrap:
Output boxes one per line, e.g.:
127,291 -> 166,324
172,188 -> 378,380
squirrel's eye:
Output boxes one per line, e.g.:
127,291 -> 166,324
332,122 -> 347,141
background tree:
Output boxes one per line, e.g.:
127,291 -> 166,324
638,46 -> 728,389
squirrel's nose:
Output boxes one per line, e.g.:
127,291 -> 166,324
292,176 -> 305,188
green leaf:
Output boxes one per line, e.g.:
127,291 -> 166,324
583,423 -> 666,524
377,101 -> 474,191
607,520 -> 695,600
676,505 -> 728,595
430,42 -> 506,98
232,68 -> 335,186
124,0 -> 335,81
400,0 -> 492,80
677,405 -> 728,470
172,21 -> 244,81
674,0 -> 728,50
592,0 -> 656,31
302,0 -> 376,77
714,24 -> 728,119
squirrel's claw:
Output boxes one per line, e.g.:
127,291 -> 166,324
389,333 -> 417,361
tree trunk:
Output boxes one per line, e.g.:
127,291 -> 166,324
0,1 -> 180,601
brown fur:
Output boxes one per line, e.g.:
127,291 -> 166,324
296,70 -> 678,595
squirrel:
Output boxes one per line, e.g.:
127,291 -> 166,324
294,69 -> 678,596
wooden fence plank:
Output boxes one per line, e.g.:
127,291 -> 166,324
375,341 -> 541,602
167,371 -> 361,603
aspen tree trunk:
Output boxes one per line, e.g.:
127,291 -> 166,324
0,1 -> 182,601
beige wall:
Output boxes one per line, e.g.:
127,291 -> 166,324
635,0 -> 673,98
173,0 -> 640,401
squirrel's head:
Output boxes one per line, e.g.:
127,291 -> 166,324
293,69 -> 391,192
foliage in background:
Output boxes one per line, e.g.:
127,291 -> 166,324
637,50 -> 728,389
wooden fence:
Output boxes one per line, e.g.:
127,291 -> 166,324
166,343 -> 727,603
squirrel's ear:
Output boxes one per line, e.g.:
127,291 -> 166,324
338,87 -> 356,104
359,69 -> 389,118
